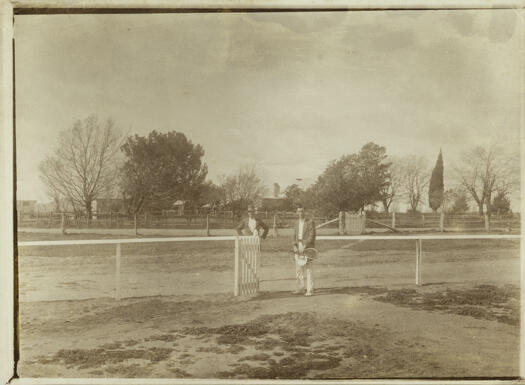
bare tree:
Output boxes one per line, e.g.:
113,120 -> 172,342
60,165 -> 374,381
399,155 -> 429,213
221,165 -> 266,217
455,144 -> 519,216
39,115 -> 122,220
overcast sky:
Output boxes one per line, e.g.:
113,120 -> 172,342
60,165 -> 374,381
14,10 -> 521,208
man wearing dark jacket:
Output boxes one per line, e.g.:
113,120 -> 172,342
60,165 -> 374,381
292,206 -> 316,296
236,206 -> 269,239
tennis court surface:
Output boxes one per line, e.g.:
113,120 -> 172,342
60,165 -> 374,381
17,232 -> 520,379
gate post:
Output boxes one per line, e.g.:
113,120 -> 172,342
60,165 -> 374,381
392,212 -> 396,229
415,239 -> 422,286
61,212 -> 66,235
115,243 -> 121,300
234,237 -> 240,296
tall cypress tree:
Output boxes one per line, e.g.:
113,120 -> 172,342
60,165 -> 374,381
428,149 -> 444,212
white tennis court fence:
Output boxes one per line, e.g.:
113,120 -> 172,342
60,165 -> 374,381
18,234 -> 519,299
18,235 -> 261,300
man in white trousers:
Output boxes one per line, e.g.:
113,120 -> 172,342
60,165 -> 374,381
292,206 -> 316,296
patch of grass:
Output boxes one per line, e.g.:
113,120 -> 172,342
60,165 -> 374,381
100,342 -> 122,350
374,284 -> 520,326
219,352 -> 342,379
239,353 -> 272,362
144,334 -> 180,342
104,364 -> 153,377
43,347 -> 173,369
196,346 -> 224,354
169,367 -> 191,377
123,339 -> 140,347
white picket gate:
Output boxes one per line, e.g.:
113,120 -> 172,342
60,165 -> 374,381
234,236 -> 260,296
345,212 -> 366,234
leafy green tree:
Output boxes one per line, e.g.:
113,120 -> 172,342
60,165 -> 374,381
491,190 -> 511,216
314,154 -> 360,216
120,130 -> 208,215
200,181 -> 225,208
379,156 -> 402,213
451,189 -> 469,214
311,142 -> 392,216
357,142 -> 391,210
428,149 -> 444,212
283,184 -> 304,210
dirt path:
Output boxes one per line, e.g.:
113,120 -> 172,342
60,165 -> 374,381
18,285 -> 519,379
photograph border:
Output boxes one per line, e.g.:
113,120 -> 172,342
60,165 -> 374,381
1,1 -> 523,384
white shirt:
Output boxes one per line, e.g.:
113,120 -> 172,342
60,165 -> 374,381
248,217 -> 258,235
298,218 -> 305,241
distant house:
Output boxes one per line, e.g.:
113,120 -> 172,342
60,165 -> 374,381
257,182 -> 288,212
35,201 -> 55,214
16,200 -> 37,215
173,200 -> 185,216
259,197 -> 288,212
93,198 -> 125,213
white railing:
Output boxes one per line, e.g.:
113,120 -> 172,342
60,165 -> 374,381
18,234 -> 520,298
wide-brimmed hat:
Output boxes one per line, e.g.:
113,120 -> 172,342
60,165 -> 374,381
247,206 -> 255,213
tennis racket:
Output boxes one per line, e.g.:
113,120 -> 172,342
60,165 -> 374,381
294,247 -> 319,266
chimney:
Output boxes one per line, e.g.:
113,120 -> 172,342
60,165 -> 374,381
273,183 -> 280,198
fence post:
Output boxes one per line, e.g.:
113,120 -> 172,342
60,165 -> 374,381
234,237 -> 240,296
206,214 -> 210,236
485,214 -> 490,232
422,214 -> 425,227
61,212 -> 66,235
115,243 -> 121,300
116,213 -> 120,229
392,211 -> 396,229
416,239 -> 422,286
338,211 -> 345,235
272,215 -> 278,238
134,213 -> 138,236
440,211 -> 444,232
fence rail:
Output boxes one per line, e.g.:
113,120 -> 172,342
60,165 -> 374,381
18,234 -> 520,299
17,210 -> 520,234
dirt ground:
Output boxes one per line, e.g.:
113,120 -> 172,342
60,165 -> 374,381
17,232 -> 520,379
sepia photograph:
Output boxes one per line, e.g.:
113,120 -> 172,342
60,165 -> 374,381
4,3 -> 523,381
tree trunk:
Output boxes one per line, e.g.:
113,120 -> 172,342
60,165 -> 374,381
485,194 -> 492,218
85,201 -> 93,224
477,202 -> 484,216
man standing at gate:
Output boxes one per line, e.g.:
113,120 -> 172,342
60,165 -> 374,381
292,205 -> 316,296
236,206 -> 269,239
